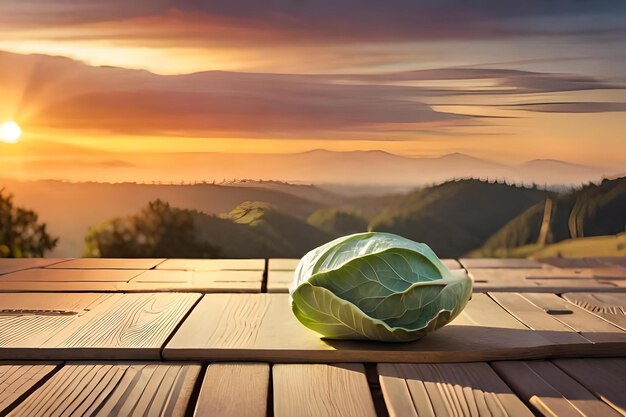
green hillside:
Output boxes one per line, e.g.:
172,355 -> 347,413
80,177 -> 626,259
85,200 -> 333,259
307,208 -> 368,236
225,201 -> 332,257
476,177 -> 626,257
3,179 -> 327,257
531,233 -> 626,258
483,233 -> 626,259
369,179 -> 548,257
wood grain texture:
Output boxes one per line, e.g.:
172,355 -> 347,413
194,363 -> 269,417
7,362 -> 200,417
489,292 -> 593,347
0,268 -> 142,282
563,292 -> 626,330
554,358 -> 626,416
0,259 -> 69,275
273,364 -> 376,417
156,258 -> 265,271
46,258 -> 164,270
42,293 -> 201,359
492,360 -> 622,417
522,293 -> 626,344
0,363 -> 60,414
164,293 -> 588,363
469,268 -> 623,293
379,362 -> 533,417
0,292 -> 200,360
460,258 -> 544,269
0,293 -> 112,351
128,269 -> 263,293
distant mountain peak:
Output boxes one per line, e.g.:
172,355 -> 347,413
438,152 -> 475,160
522,159 -> 598,170
300,148 -> 399,157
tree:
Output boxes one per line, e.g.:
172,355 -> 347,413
0,189 -> 58,257
84,199 -> 222,258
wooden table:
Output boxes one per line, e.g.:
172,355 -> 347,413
0,257 -> 624,416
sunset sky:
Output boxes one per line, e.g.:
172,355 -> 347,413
1,1 -> 625,181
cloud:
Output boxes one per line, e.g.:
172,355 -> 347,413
2,51 -> 623,140
501,102 -> 626,113
335,68 -> 619,94
2,1 -> 625,44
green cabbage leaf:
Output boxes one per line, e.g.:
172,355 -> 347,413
290,232 -> 472,342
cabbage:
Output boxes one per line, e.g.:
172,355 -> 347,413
290,232 -> 472,342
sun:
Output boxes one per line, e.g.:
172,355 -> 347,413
0,121 -> 22,144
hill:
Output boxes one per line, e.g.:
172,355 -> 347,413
86,200 -> 333,259
475,177 -> 626,256
307,208 -> 369,236
485,234 -> 626,259
225,201 -> 332,257
531,233 -> 626,258
369,179 -> 549,257
2,179 -> 327,257
228,180 -> 345,206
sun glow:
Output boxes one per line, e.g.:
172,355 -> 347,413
0,121 -> 22,143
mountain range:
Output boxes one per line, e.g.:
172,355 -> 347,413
1,148 -> 617,187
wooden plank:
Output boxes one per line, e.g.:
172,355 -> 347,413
477,283 -> 622,293
157,258 -> 265,271
530,279 -> 618,291
267,260 -> 464,293
268,258 -> 300,271
128,269 -> 263,293
267,259 -> 462,272
266,270 -> 293,293
0,281 -> 125,292
562,292 -> 626,330
46,258 -> 165,269
0,268 -> 142,282
379,362 -> 533,417
489,292 -> 592,348
194,363 -> 269,417
0,259 -> 69,275
164,293 -> 568,363
41,293 -> 201,359
460,258 -> 544,269
0,363 -> 60,414
554,358 -> 626,416
273,364 -> 376,417
492,360 -> 622,417
592,266 -> 626,279
471,268 -> 592,282
441,258 -> 463,270
0,292 -> 200,360
7,362 -> 200,417
0,293 -> 112,350
522,293 -> 626,344
471,268 -> 624,293
526,268 -> 595,279
540,257 -> 618,268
